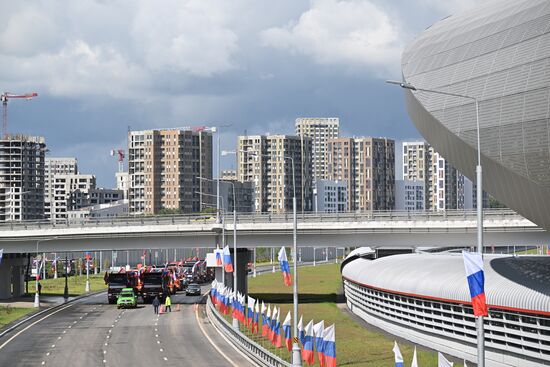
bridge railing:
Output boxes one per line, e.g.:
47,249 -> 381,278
205,296 -> 291,367
0,208 -> 523,231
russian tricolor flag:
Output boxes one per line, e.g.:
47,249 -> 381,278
272,308 -> 282,348
215,248 -> 223,267
223,246 -> 233,273
278,247 -> 292,286
263,304 -> 271,337
247,296 -> 256,329
313,320 -> 325,367
282,311 -> 292,351
322,324 -> 336,367
302,320 -> 315,366
298,315 -> 305,345
269,306 -> 278,341
392,341 -> 404,367
462,251 -> 488,317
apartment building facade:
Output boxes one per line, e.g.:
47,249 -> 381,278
237,134 -> 312,213
45,157 -> 78,220
128,128 -> 213,215
295,117 -> 339,182
0,135 -> 46,221
327,137 -> 394,211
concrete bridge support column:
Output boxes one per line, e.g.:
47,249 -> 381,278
11,265 -> 24,297
0,254 -> 26,299
225,248 -> 250,296
0,262 -> 11,299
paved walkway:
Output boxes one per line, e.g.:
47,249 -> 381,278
0,295 -> 77,309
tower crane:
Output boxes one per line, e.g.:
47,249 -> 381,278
110,149 -> 125,172
1,92 -> 38,137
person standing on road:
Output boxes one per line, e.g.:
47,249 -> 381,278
152,295 -> 160,314
164,294 -> 171,312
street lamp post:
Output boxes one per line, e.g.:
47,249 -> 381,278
64,253 -> 69,301
387,79 -> 485,367
237,149 -> 301,365
198,176 -> 239,329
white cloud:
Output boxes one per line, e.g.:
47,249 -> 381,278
130,0 -> 239,76
261,0 -> 403,72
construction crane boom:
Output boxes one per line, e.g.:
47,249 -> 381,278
110,149 -> 125,173
1,92 -> 38,137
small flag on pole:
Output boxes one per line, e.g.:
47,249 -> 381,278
313,320 -> 325,366
302,320 -> 315,366
298,315 -> 305,345
283,311 -> 292,351
393,341 -> 404,367
322,324 -> 336,367
462,251 -> 488,316
223,246 -> 233,273
215,247 -> 223,266
263,304 -> 271,337
438,352 -> 454,367
278,247 -> 292,286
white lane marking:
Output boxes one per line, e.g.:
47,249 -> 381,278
73,321 -> 77,324
57,336 -> 61,340
46,352 -> 50,356
103,360 -> 106,364
157,340 -> 160,344
106,335 -> 110,339
51,344 -> 55,348
63,330 -> 66,334
163,357 -> 168,361
194,305 -> 239,367
105,342 -> 108,346
68,326 -> 72,329
155,334 -> 158,338
159,348 -> 163,352
103,350 -> 107,354
41,362 -> 45,365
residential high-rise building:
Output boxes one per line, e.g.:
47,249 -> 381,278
402,141 -> 488,211
395,180 -> 425,211
237,134 -> 312,213
115,171 -> 129,199
50,174 -> 95,221
314,179 -> 347,213
327,137 -> 395,211
128,128 -> 213,215
45,157 -> 78,220
354,137 -> 395,211
295,117 -> 339,181
0,135 -> 46,221
326,138 -> 354,208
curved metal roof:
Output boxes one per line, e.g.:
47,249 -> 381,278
400,0 -> 550,229
342,253 -> 550,315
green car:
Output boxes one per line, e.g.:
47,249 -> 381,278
116,288 -> 137,309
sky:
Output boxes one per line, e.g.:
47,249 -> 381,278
0,0 -> 488,187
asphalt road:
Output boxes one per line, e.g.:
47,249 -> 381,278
0,285 -> 254,367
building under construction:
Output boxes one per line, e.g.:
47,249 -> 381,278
0,134 -> 46,221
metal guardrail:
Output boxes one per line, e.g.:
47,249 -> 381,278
206,297 -> 291,367
0,208 -> 525,232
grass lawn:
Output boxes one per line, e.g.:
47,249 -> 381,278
34,273 -> 107,297
235,263 -> 464,367
0,306 -> 34,328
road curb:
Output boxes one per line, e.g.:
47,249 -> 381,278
0,290 -> 105,339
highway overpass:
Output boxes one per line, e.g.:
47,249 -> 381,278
0,209 -> 547,253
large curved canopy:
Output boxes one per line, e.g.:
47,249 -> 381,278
401,0 -> 550,229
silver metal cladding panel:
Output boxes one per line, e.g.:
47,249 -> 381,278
341,253 -> 550,314
401,0 -> 550,229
